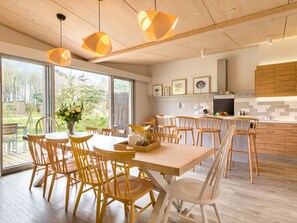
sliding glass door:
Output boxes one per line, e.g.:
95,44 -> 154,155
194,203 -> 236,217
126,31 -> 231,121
54,67 -> 111,131
1,58 -> 47,172
112,78 -> 134,133
0,57 -> 134,176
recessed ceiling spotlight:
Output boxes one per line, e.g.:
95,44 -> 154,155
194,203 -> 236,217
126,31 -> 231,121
268,36 -> 272,45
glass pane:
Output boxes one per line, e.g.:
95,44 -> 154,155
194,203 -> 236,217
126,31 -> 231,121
55,67 -> 110,131
2,58 -> 45,169
113,79 -> 133,134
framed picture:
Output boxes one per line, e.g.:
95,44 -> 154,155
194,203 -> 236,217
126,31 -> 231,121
193,76 -> 210,94
172,79 -> 187,95
152,84 -> 163,96
164,86 -> 170,96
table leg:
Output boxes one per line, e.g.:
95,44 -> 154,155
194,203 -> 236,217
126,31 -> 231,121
143,169 -> 175,223
33,171 -> 45,187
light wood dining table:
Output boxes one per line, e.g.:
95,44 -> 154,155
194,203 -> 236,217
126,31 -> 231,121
36,132 -> 214,223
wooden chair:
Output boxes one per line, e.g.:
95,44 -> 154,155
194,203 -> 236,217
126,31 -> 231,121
147,132 -> 181,144
27,134 -> 51,197
102,128 -> 126,137
224,117 -> 259,183
195,116 -> 223,149
86,126 -> 102,134
128,124 -> 150,139
35,116 -> 60,134
45,137 -> 78,211
96,148 -> 155,223
3,123 -> 18,154
111,129 -> 126,137
69,134 -> 104,222
163,125 -> 235,223
171,116 -> 195,145
156,115 -> 174,134
142,117 -> 156,132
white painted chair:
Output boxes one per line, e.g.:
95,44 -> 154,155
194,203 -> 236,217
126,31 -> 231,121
162,125 -> 235,223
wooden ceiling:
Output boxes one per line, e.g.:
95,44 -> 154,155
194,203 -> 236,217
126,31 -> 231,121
1,0 -> 297,65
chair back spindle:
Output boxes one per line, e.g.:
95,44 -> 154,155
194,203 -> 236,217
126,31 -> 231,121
27,134 -> 48,165
198,125 -> 235,200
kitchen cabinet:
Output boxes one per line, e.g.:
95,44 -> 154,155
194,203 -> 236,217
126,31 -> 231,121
274,64 -> 296,96
256,122 -> 297,157
255,68 -> 274,97
256,123 -> 286,156
285,124 -> 297,157
255,61 -> 297,97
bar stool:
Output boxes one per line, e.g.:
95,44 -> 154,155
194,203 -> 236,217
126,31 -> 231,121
171,116 -> 195,145
142,117 -> 156,132
224,117 -> 259,183
195,116 -> 223,150
156,115 -> 174,134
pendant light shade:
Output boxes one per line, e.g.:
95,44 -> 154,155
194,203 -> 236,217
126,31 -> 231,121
82,0 -> 112,56
138,9 -> 178,42
46,13 -> 72,66
82,31 -> 112,56
46,47 -> 72,66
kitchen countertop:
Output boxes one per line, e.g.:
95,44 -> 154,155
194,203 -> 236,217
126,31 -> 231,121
195,115 -> 297,124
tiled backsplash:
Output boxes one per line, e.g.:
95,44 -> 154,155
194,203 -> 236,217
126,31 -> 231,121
149,94 -> 297,121
235,97 -> 297,120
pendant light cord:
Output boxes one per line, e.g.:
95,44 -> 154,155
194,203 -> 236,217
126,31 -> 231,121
60,19 -> 62,47
98,0 -> 101,31
155,0 -> 157,10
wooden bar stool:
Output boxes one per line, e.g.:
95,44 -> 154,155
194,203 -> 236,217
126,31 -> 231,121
156,115 -> 174,134
195,116 -> 223,149
224,117 -> 259,183
171,116 -> 195,145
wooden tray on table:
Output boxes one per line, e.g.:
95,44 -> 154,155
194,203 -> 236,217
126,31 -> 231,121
114,140 -> 160,152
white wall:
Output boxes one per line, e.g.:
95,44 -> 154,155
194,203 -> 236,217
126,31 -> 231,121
259,37 -> 297,65
150,46 -> 259,95
134,81 -> 149,125
150,37 -> 297,96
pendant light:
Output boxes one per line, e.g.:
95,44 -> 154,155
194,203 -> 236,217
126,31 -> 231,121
46,13 -> 72,66
82,0 -> 112,56
138,0 -> 178,42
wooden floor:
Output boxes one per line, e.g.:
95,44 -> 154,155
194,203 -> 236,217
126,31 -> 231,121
0,158 -> 296,223
2,142 -> 31,168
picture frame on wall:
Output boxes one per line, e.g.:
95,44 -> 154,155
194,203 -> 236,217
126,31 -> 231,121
152,84 -> 163,96
164,86 -> 170,96
172,79 -> 187,95
193,76 -> 210,94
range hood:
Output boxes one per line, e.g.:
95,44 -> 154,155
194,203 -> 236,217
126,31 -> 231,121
214,58 -> 233,96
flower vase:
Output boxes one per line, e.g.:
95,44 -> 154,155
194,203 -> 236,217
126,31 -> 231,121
66,120 -> 75,135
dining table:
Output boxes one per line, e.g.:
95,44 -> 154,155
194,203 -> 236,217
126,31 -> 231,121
34,132 -> 214,223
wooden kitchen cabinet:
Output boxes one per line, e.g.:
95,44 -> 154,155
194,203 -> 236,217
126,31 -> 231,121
285,125 -> 297,157
274,64 -> 296,96
256,123 -> 286,156
255,61 -> 297,97
255,68 -> 274,97
256,123 -> 297,157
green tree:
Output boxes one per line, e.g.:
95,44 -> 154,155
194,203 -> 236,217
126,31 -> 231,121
55,69 -> 109,131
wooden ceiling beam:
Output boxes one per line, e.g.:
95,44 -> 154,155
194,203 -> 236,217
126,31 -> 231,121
89,2 -> 297,63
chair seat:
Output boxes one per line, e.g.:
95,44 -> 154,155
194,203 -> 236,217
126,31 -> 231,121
175,127 -> 193,131
105,175 -> 154,202
169,178 -> 219,205
234,130 -> 255,135
196,128 -> 220,133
